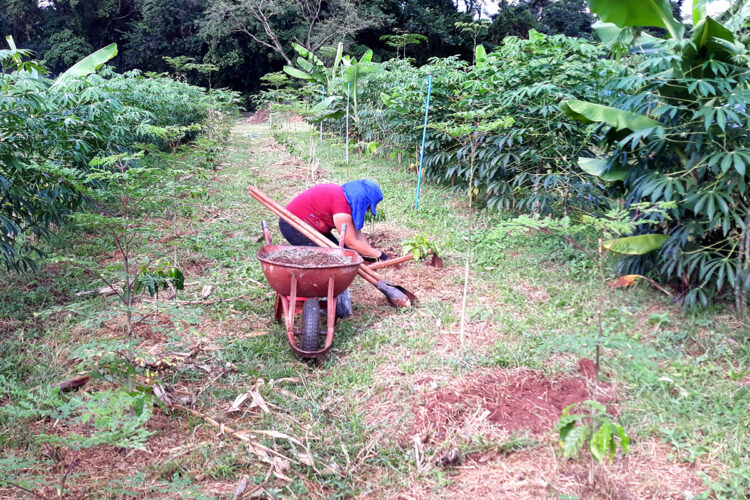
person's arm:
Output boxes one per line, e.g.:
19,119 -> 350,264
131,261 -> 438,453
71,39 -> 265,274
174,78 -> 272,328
332,213 -> 384,259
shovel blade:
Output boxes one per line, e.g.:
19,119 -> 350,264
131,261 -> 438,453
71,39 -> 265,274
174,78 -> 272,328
393,284 -> 418,305
375,280 -> 415,308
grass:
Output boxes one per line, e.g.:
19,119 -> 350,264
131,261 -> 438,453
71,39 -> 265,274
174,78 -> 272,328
0,116 -> 747,499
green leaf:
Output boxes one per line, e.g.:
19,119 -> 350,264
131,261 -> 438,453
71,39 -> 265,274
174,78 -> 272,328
359,49 -> 373,64
691,16 -> 734,51
333,42 -> 343,69
562,425 -> 588,459
721,153 -> 734,173
590,420 -> 613,463
291,42 -> 312,59
52,44 -> 118,87
297,57 -> 314,73
283,66 -> 314,82
475,44 -> 487,66
692,0 -> 707,25
613,423 -> 630,454
555,412 -> 585,441
603,234 -> 668,255
578,157 -> 628,182
311,95 -> 341,113
593,22 -> 636,52
588,0 -> 685,39
683,16 -> 738,65
716,109 -> 727,131
528,29 -> 545,42
560,100 -> 662,131
169,268 -> 185,290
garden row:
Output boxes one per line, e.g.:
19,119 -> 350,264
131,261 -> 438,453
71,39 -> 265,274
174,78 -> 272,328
266,1 -> 750,314
0,38 -> 238,271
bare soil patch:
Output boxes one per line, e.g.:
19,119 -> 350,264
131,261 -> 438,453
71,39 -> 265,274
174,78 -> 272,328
180,255 -> 214,276
411,367 -> 614,442
246,108 -> 270,124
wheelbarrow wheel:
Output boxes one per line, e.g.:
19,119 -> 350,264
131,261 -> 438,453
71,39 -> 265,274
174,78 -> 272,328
300,298 -> 321,352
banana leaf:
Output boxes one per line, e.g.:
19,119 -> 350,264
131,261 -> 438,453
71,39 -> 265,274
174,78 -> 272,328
588,0 -> 684,40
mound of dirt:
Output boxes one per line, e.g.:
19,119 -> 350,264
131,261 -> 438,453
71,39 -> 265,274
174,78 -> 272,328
260,247 -> 353,267
246,108 -> 270,124
411,367 -> 613,441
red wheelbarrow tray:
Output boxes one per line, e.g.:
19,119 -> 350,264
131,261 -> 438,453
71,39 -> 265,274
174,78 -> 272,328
257,244 -> 363,357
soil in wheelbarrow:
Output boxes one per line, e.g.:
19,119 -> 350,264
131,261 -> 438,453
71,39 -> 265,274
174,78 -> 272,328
261,247 -> 353,267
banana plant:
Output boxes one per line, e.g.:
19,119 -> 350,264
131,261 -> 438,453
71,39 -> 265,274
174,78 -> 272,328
283,42 -> 346,87
341,49 -> 374,128
51,43 -> 118,88
561,0 -> 739,183
588,0 -> 684,39
563,0 -> 750,310
0,36 -> 45,74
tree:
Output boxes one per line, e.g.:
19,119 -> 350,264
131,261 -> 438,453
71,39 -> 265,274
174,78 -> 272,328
42,29 -> 94,71
489,0 -> 593,43
488,0 -> 539,43
124,0 -> 207,76
379,32 -> 427,59
455,20 -> 490,59
539,0 -> 593,38
204,0 -> 384,65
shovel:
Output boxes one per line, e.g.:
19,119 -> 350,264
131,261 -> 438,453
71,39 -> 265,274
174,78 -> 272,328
248,186 -> 417,308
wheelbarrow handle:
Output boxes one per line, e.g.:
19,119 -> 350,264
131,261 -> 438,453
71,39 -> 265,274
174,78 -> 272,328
261,220 -> 272,245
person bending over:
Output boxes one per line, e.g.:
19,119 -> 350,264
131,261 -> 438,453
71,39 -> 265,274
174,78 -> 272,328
279,179 -> 389,316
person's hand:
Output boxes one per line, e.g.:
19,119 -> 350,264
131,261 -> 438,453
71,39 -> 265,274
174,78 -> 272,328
363,251 -> 389,263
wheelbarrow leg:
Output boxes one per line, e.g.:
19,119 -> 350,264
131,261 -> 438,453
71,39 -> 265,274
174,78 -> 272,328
321,276 -> 336,352
286,275 -> 298,350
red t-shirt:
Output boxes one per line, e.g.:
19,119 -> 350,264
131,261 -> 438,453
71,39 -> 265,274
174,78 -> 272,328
286,184 -> 351,234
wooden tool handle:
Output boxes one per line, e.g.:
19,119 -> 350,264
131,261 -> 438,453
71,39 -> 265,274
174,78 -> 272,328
248,186 -> 381,285
366,253 -> 415,270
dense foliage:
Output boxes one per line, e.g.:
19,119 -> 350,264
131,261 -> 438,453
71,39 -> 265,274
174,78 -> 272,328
0,40 -> 238,270
275,0 -> 750,311
559,2 -> 750,310
363,32 -> 618,214
2,0 -> 596,94
292,31 -> 617,213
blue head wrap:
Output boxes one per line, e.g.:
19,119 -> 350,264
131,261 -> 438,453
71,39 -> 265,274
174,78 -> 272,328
341,179 -> 383,231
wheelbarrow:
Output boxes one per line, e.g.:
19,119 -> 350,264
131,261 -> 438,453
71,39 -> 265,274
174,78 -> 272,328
257,220 -> 363,358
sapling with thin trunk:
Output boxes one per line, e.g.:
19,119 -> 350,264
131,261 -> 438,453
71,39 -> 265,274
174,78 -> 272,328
432,110 -> 513,344
59,152 -> 185,336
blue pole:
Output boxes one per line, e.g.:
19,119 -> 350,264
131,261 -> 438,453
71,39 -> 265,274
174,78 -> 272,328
320,86 -> 324,143
346,82 -> 351,165
414,74 -> 433,211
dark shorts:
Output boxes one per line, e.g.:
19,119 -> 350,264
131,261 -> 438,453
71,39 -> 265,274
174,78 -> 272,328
278,218 -> 339,246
